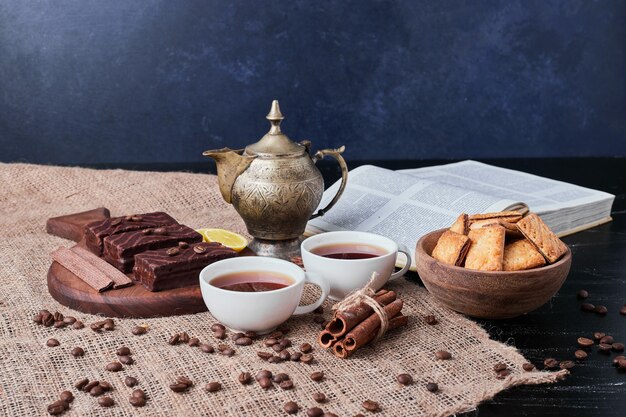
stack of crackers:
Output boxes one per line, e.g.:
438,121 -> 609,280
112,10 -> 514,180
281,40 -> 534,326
431,211 -> 568,271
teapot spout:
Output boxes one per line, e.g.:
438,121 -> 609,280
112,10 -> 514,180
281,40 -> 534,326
202,148 -> 256,204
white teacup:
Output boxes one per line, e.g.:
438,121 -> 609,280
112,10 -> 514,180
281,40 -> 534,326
301,231 -> 412,300
199,257 -> 329,334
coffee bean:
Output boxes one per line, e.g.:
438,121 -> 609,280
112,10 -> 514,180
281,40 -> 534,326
46,338 -> 59,347
235,337 -> 253,346
268,355 -> 283,364
90,385 -> 105,397
284,401 -> 299,414
574,350 -> 588,360
211,323 -> 225,332
595,305 -> 608,315
256,370 -> 272,380
98,396 -> 114,407
620,305 -> 626,315
280,338 -> 292,348
493,363 -> 507,372
59,391 -> 73,403
200,343 -> 214,353
279,350 -> 291,361
396,373 -> 413,385
179,331 -> 190,343
426,382 -> 439,392
105,361 -> 123,372
522,363 -> 535,371
543,358 -> 559,369
600,335 -> 614,344
99,381 -> 113,392
313,392 -> 326,403
291,352 -> 302,362
214,329 -> 226,340
279,379 -> 294,390
435,350 -> 452,360
264,338 -> 277,347
362,399 -> 380,412
577,289 -> 589,299
577,337 -> 594,348
258,377 -> 272,389
169,383 -> 188,393
581,303 -> 595,312
166,247 -> 180,256
116,346 -> 131,356
424,315 -> 438,325
272,343 -> 283,353
132,389 -> 146,399
205,382 -> 222,393
47,400 -> 68,415
53,312 -> 64,321
272,373 -> 289,383
268,330 -> 283,339
220,348 -> 235,357
323,413 -> 339,417
193,245 -> 207,254
301,353 -> 314,364
153,227 -> 167,235
103,318 -> 115,331
231,332 -> 244,341
300,342 -> 313,353
618,359 -> 626,369
74,378 -> 89,390
125,376 -> 138,387
119,355 -> 133,365
613,343 -> 625,352
33,313 -> 42,324
189,337 -> 200,347
168,334 -> 180,345
598,343 -> 613,352
129,396 -> 146,407
238,372 -> 252,384
244,331 -> 257,339
307,407 -> 324,417
70,347 -> 84,357
54,320 -> 66,329
257,351 -> 272,360
63,316 -> 76,324
176,376 -> 193,387
310,371 -> 324,382
83,380 -> 99,392
593,332 -> 606,340
131,325 -> 147,335
613,356 -> 626,367
72,320 -> 84,330
496,369 -> 511,379
559,360 -> 575,370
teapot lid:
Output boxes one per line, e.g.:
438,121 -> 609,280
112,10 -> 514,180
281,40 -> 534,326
245,100 -> 306,157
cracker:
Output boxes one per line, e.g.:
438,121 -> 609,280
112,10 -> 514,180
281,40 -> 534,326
464,226 -> 505,271
450,213 -> 469,235
515,213 -> 568,263
503,239 -> 546,271
470,219 -> 523,238
469,211 -> 523,224
431,231 -> 471,266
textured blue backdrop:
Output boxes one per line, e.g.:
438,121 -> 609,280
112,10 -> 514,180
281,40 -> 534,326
0,0 -> 624,164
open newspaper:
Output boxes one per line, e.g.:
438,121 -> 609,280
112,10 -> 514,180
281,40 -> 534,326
306,160 -> 615,269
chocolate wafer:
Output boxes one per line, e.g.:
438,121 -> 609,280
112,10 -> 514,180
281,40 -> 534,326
70,246 -> 133,289
51,247 -> 113,292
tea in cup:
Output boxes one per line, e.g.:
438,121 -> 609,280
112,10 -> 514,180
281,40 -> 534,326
301,231 -> 411,300
199,257 -> 329,334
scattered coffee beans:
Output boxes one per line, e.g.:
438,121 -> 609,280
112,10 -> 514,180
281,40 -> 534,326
125,376 -> 138,387
105,361 -> 123,372
279,379 -> 294,390
83,381 -> 99,392
47,400 -> 68,415
264,338 -> 277,347
214,329 -> 226,340
620,305 -> 626,315
301,353 -> 314,364
577,337 -> 594,348
307,407 -> 324,417
279,350 -> 291,361
179,332 -> 191,343
300,342 -> 313,353
231,332 -> 244,341
74,378 -> 89,390
595,305 -> 608,315
426,382 -> 439,392
256,370 -> 272,380
131,325 -> 147,335
396,373 -> 413,385
268,355 -> 282,363
496,369 -> 511,379
600,335 -> 614,344
424,315 -> 438,325
205,382 -> 222,393
189,337 -> 200,347
168,333 -> 180,345
493,363 -> 507,372
613,356 -> 626,367
272,373 -> 289,383
284,401 -> 299,414
577,289 -> 589,299
291,352 -> 302,362
72,321 -> 84,330
129,396 -> 146,407
272,344 -> 283,353
103,318 -> 115,331
257,351 -> 272,361
90,385 -> 105,397
313,392 -> 326,403
362,399 -> 380,412
310,371 -> 324,382
220,347 -> 235,357
200,343 -> 214,353
46,338 -> 60,347
435,350 -> 452,360
116,346 -> 131,356
612,342 -> 624,352
235,337 -> 253,346
543,358 -> 559,369
581,303 -> 595,312
211,323 -> 225,332
574,350 -> 588,360
598,343 -> 612,352
238,372 -> 252,384
593,332 -> 606,341
99,381 -> 112,392
119,355 -> 134,365
98,396 -> 114,407
559,360 -> 575,370
522,363 -> 535,371
70,347 -> 84,357
258,377 -> 272,389
59,391 -> 73,403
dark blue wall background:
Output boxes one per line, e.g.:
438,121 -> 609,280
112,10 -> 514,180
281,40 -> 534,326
0,0 -> 624,164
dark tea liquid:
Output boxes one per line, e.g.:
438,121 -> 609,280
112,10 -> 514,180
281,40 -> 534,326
210,271 -> 294,292
311,243 -> 387,260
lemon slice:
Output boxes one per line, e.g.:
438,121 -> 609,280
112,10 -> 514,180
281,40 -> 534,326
196,228 -> 248,252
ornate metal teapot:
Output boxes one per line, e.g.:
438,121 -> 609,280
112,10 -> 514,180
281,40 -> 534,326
203,100 -> 348,259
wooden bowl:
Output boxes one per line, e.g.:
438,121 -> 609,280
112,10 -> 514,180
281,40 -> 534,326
415,228 -> 571,319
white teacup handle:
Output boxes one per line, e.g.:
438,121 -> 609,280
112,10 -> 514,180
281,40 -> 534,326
293,271 -> 330,315
389,244 -> 412,280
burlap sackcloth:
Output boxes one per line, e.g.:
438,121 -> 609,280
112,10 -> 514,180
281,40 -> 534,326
0,163 -> 566,417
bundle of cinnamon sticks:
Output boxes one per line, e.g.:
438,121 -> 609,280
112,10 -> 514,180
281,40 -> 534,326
318,289 -> 407,358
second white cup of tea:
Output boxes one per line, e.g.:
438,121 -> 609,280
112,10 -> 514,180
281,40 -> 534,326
199,257 -> 329,334
301,231 -> 412,300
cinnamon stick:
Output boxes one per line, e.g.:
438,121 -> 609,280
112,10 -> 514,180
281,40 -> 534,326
343,299 -> 403,352
318,329 -> 338,349
333,313 -> 408,358
326,289 -> 397,337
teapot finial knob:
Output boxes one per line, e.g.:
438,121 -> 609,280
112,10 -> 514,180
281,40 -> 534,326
266,100 -> 284,134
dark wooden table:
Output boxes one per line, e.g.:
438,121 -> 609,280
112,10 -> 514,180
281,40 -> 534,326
89,158 -> 626,416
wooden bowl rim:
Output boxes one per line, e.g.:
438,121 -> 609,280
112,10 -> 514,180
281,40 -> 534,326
416,228 -> 572,276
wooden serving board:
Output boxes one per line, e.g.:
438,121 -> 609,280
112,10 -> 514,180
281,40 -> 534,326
46,208 -> 253,318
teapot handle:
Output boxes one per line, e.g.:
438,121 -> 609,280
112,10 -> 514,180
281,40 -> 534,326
310,145 -> 348,220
